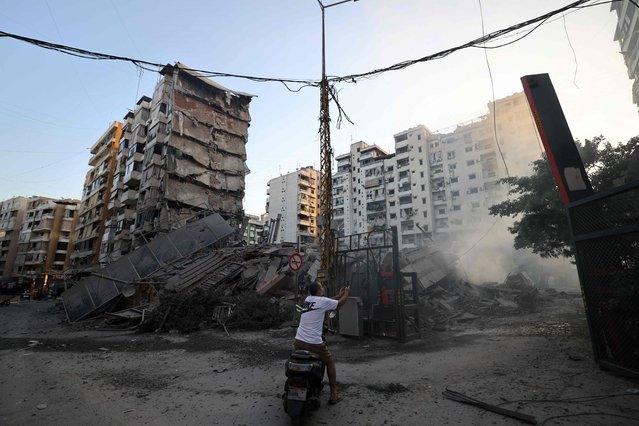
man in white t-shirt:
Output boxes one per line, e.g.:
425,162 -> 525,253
294,282 -> 350,404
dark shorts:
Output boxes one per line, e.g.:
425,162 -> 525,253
293,339 -> 334,365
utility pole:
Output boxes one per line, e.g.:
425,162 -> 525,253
316,0 -> 358,293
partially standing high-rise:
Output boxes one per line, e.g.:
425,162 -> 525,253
99,63 -> 254,263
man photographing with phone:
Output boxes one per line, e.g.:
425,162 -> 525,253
294,282 -> 350,405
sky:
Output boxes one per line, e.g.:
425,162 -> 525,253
0,0 -> 637,216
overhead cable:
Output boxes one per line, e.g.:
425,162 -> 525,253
328,0 -> 612,83
0,0 -> 630,90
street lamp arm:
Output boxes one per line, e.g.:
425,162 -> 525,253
320,0 -> 358,10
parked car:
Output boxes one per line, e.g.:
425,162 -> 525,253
20,291 -> 31,300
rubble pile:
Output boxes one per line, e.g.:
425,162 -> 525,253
418,272 -> 557,330
65,235 -> 316,332
139,289 -> 290,333
63,214 -> 570,337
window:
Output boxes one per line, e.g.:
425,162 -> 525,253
449,163 -> 457,170
423,211 -> 428,218
159,103 -> 167,114
465,146 -> 473,152
453,205 -> 461,211
472,202 -> 481,208
469,173 -> 476,180
450,177 -> 459,183
419,159 -> 423,166
421,185 -> 425,191
447,151 -> 456,160
420,172 -> 424,178
438,208 -> 446,214
422,198 -> 426,204
390,213 -> 397,219
469,187 -> 479,194
390,201 -> 395,206
467,160 -> 475,166
418,147 -> 422,153
451,190 -> 460,197
417,134 -> 421,140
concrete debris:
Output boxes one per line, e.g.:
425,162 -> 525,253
418,271 -> 560,330
64,213 -> 564,336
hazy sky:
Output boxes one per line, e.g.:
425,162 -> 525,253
0,0 -> 637,215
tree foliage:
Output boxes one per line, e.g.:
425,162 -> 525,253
489,136 -> 639,259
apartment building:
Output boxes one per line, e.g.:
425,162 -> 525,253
98,63 -> 253,263
72,122 -> 122,270
101,97 -> 151,262
265,167 -> 319,244
333,141 -> 394,238
0,196 -> 28,280
14,197 -> 79,281
242,213 -> 266,245
333,92 -> 540,251
611,1 -> 639,110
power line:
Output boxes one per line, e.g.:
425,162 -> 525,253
562,13 -> 580,89
478,0 -> 510,180
0,29 -> 319,92
0,0 -> 627,91
329,0 -> 611,83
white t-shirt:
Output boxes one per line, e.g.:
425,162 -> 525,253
295,295 -> 339,345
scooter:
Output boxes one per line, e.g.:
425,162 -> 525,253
283,347 -> 325,425
283,319 -> 336,425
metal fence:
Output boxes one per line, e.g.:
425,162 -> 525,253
335,226 -> 421,343
567,180 -> 639,378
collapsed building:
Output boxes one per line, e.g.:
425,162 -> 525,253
95,62 -> 254,266
63,213 -> 554,341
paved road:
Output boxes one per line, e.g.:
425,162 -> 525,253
1,298 -> 638,425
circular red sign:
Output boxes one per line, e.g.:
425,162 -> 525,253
288,252 -> 303,272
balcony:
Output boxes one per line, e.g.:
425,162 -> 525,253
120,189 -> 138,206
108,198 -> 122,210
147,153 -> 163,167
99,162 -> 111,177
433,197 -> 447,206
141,176 -> 161,190
398,184 -> 411,193
117,209 -> 136,221
33,219 -> 54,232
123,170 -> 142,187
364,178 -> 382,189
29,234 -> 50,243
112,180 -> 124,192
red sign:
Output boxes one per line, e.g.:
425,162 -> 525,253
288,252 -> 303,272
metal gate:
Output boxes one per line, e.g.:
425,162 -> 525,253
567,180 -> 639,378
335,226 -> 421,343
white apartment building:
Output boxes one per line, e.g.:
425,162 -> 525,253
333,141 -> 394,238
611,1 -> 639,110
333,92 -> 541,251
265,166 -> 319,244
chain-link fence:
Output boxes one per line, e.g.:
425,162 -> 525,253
568,181 -> 639,378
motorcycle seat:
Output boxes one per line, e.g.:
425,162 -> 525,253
291,350 -> 322,361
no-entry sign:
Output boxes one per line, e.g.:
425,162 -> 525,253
288,252 -> 303,272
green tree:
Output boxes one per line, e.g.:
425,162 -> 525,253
489,136 -> 639,258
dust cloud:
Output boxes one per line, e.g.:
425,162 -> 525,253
453,216 -> 580,290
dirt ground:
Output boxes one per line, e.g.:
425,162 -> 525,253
1,294 -> 638,425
